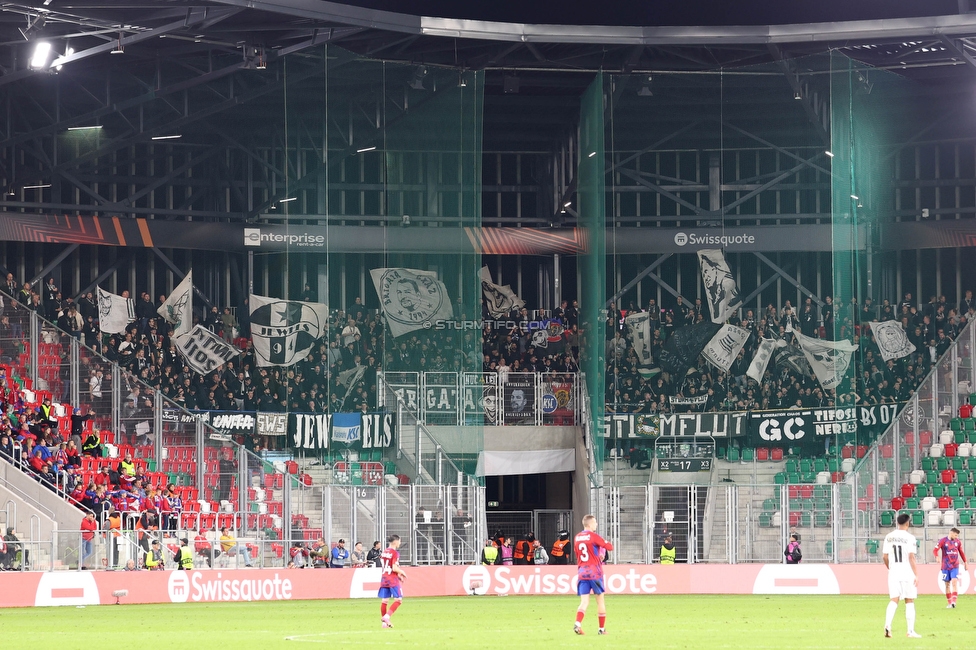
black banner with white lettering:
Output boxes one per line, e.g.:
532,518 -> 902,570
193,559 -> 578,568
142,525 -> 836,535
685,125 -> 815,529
658,412 -> 748,438
288,412 -> 396,452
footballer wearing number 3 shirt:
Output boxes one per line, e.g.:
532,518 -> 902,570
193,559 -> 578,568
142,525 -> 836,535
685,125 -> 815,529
573,514 -> 613,636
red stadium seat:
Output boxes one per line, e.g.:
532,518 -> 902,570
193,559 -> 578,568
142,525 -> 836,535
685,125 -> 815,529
890,497 -> 905,510
942,469 -> 957,484
901,484 -> 915,498
771,448 -> 784,461
920,431 -> 933,446
946,444 -> 958,458
939,496 -> 953,509
756,447 -> 769,461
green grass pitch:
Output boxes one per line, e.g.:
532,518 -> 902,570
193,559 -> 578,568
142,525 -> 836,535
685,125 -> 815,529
1,594 -> 974,648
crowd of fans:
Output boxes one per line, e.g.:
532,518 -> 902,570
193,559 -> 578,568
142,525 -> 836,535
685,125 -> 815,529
605,290 -> 975,414
1,269 -> 971,435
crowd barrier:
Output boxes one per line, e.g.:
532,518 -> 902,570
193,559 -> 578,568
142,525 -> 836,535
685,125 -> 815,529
1,563 -> 965,607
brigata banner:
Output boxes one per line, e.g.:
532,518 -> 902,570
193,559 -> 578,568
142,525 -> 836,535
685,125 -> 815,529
0,563 -> 965,608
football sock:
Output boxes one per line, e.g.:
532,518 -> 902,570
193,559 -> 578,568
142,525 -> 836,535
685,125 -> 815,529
947,591 -> 953,603
951,591 -> 958,605
885,601 -> 898,630
380,603 -> 387,617
905,603 -> 916,632
576,610 -> 585,625
389,601 -> 401,615
598,615 -> 606,629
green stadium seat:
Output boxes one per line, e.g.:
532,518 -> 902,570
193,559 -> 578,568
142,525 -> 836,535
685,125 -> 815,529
906,497 -> 920,509
911,511 -> 924,527
880,484 -> 893,499
922,457 -> 936,471
825,540 -> 833,555
715,447 -> 727,460
925,470 -> 939,484
814,512 -> 830,527
800,512 -> 812,527
814,485 -> 830,499
937,458 -> 950,471
949,485 -> 962,498
967,418 -> 976,432
728,448 -> 739,462
147,460 -> 157,472
951,418 -> 964,432
815,498 -> 830,511
954,497 -> 967,510
828,458 -> 840,473
965,484 -> 975,498
880,511 -> 894,527
774,472 -> 787,484
960,510 -> 974,526
814,459 -> 828,473
952,457 -> 967,471
801,472 -> 817,483
970,393 -> 976,407
933,485 -> 947,498
799,459 -> 813,473
741,448 -> 754,462
788,473 -> 800,484
866,539 -> 880,554
763,498 -> 778,511
786,459 -> 799,473
759,513 -> 773,528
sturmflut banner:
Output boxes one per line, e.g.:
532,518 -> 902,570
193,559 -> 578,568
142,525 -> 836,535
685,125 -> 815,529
249,294 -> 329,367
97,287 -> 135,334
370,268 -> 454,338
174,325 -> 239,375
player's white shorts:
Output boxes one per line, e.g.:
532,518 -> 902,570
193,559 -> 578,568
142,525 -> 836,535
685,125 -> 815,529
888,576 -> 918,600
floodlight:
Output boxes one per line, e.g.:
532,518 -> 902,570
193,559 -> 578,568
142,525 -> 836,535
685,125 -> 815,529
30,41 -> 52,69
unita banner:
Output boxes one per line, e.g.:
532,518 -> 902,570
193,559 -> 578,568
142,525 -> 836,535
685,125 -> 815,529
3,564 -> 969,608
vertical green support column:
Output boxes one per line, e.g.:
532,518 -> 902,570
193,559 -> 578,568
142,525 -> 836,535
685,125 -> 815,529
579,73 -> 607,476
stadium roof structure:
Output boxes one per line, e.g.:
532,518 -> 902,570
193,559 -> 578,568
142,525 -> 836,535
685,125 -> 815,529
0,0 -> 974,223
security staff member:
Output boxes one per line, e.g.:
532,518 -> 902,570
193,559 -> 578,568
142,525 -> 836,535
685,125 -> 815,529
548,529 -> 570,565
513,533 -> 535,565
480,539 -> 499,565
176,538 -> 194,570
659,534 -> 676,564
145,540 -> 164,570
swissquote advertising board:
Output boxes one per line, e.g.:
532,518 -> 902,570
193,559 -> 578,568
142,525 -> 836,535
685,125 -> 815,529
6,563 -> 968,607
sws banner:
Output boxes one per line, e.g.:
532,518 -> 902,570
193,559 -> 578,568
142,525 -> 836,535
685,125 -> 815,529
289,412 -> 396,452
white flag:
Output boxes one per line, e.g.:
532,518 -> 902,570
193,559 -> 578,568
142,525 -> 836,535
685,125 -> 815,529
174,325 -> 239,375
794,330 -> 858,390
747,338 -> 787,382
702,324 -> 751,372
157,271 -> 193,338
249,294 -> 329,367
480,267 -> 525,318
869,321 -> 916,362
370,268 -> 454,338
96,287 -> 134,334
698,249 -> 742,324
625,311 -> 653,366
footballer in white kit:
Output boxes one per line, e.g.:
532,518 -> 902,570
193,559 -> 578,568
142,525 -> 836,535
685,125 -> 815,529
882,513 -> 920,638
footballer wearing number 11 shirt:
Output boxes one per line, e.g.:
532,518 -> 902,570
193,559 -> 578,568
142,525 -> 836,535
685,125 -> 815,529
573,514 -> 613,636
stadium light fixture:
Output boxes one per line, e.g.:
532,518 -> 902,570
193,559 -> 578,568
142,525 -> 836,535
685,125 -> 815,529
588,151 -> 597,157
356,146 -> 376,153
793,90 -> 802,100
67,125 -> 102,131
29,41 -> 52,69
563,201 -> 572,208
825,151 -> 834,157
151,134 -> 181,140
637,75 -> 653,97
409,66 -> 428,90
110,34 -> 124,55
279,197 -> 297,203
23,183 -> 51,189
850,194 -> 859,200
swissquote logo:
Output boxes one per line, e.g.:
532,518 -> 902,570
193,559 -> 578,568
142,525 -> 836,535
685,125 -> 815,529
168,570 -> 293,603
243,227 -> 325,248
673,231 -> 756,247
461,566 -> 658,596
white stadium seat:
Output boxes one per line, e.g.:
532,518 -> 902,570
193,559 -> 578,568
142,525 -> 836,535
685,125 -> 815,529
940,430 -> 955,445
929,443 -> 944,458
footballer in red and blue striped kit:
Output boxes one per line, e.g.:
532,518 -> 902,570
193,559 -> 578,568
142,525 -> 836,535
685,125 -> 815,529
573,514 -> 613,636
934,527 -> 967,608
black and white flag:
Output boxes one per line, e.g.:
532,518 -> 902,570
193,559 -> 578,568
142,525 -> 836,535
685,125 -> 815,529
174,325 -> 239,375
697,249 -> 742,324
157,271 -> 193,338
249,294 -> 329,367
96,287 -> 135,334
747,338 -> 787,382
659,322 -> 721,377
370,268 -> 454,338
794,330 -> 858,390
774,343 -> 812,377
625,312 -> 654,366
702,324 -> 751,372
480,266 -> 524,318
869,321 -> 916,362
